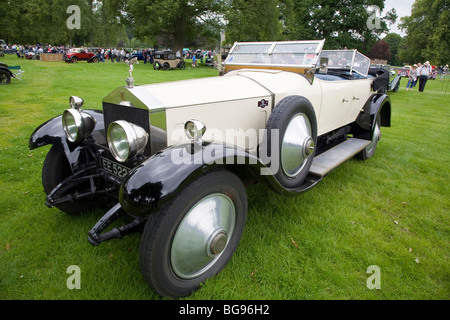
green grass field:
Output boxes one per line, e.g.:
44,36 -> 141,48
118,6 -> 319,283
0,54 -> 448,300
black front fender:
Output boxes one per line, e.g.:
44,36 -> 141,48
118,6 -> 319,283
120,142 -> 322,217
28,109 -> 105,170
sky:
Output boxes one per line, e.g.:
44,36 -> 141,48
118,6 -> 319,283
382,0 -> 416,36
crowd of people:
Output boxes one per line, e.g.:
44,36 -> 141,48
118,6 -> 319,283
2,43 -> 216,68
406,62 -> 448,92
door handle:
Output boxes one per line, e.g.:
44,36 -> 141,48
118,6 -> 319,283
353,96 -> 360,101
342,98 -> 349,103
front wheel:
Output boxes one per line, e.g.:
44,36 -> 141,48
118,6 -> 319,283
42,146 -> 109,215
139,169 -> 247,298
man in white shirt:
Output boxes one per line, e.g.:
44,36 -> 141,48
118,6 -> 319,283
417,61 -> 432,92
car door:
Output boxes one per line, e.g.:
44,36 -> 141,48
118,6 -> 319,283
346,78 -> 372,124
316,79 -> 354,135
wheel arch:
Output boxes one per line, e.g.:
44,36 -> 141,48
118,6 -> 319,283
119,141 -> 322,218
28,109 -> 105,170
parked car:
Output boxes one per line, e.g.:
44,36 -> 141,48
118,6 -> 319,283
0,62 -> 15,84
153,50 -> 185,70
64,48 -> 98,63
25,51 -> 40,60
131,50 -> 145,61
398,65 -> 411,77
29,40 -> 391,298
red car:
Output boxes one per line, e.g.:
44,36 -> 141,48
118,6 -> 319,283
64,48 -> 98,63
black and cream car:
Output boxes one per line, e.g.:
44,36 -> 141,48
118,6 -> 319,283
29,40 -> 391,298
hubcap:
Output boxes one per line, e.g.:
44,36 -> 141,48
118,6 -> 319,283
171,194 -> 236,279
281,113 -> 314,177
366,120 -> 381,153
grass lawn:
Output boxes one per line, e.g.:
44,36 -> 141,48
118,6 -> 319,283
0,54 -> 448,300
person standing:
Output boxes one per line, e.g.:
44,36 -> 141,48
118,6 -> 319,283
406,65 -> 418,91
417,61 -> 432,92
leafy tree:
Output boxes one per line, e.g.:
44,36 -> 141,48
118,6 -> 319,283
224,0 -> 283,43
399,0 -> 449,65
125,0 -> 225,51
224,0 -> 397,55
383,33 -> 403,66
367,39 -> 391,61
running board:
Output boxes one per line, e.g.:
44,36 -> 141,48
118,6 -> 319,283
310,138 -> 371,177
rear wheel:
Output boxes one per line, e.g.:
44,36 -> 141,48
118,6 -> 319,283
261,95 -> 317,189
356,114 -> 381,160
139,169 -> 247,298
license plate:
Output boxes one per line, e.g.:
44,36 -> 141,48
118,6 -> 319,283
100,157 -> 130,179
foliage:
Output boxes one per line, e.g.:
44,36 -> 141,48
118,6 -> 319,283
383,33 -> 403,66
224,0 -> 283,43
224,0 -> 397,54
124,0 -> 225,51
0,0 -> 127,48
367,40 -> 391,61
399,0 -> 450,65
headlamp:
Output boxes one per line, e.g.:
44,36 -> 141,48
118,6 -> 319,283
107,120 -> 149,162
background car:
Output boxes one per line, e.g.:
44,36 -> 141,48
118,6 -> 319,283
153,50 -> 185,70
64,48 -> 98,63
0,62 -> 15,84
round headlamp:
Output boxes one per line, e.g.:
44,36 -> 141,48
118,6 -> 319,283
107,120 -> 149,163
62,108 -> 96,143
184,120 -> 206,141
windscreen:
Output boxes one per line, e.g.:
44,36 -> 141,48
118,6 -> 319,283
225,40 -> 325,68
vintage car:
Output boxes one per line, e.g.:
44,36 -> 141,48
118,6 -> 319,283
29,40 -> 391,298
153,50 -> 185,70
0,62 -> 16,84
64,48 -> 98,63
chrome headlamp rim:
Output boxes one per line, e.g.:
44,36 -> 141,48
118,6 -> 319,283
107,120 -> 149,163
62,108 -> 96,143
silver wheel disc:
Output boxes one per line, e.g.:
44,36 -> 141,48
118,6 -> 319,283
366,120 -> 381,154
171,193 -> 236,279
281,113 -> 314,177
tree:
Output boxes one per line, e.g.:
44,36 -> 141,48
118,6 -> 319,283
224,0 -> 397,55
367,40 -> 391,61
383,33 -> 402,66
125,0 -> 225,51
399,0 -> 449,65
224,0 -> 283,43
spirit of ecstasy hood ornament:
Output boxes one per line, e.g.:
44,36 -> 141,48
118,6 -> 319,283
126,57 -> 139,88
